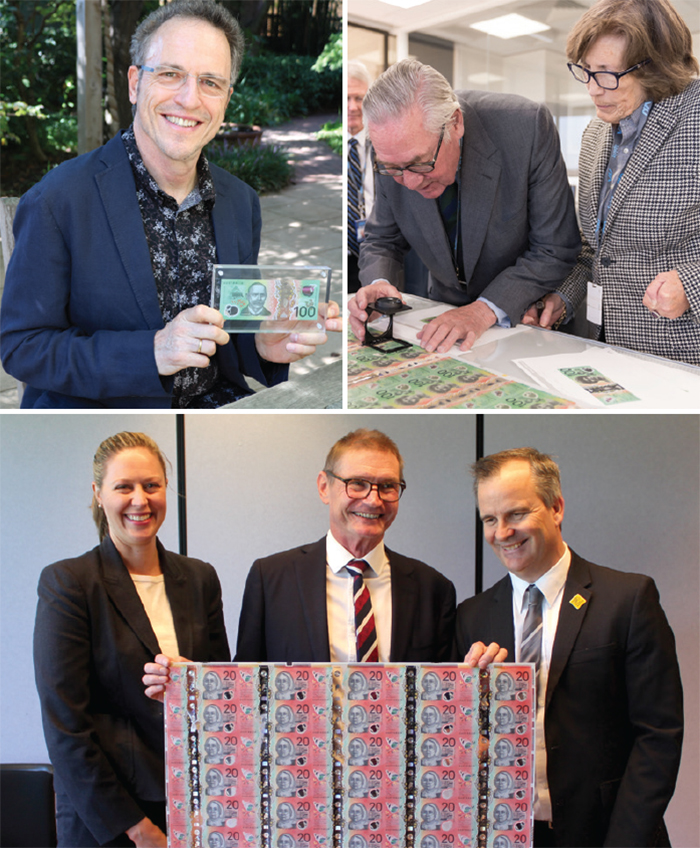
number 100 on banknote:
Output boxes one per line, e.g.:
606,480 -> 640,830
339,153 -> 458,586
211,265 -> 331,333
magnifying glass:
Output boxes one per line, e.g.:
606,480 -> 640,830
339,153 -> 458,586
363,297 -> 413,352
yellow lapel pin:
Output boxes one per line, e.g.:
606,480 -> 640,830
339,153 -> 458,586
569,594 -> 586,610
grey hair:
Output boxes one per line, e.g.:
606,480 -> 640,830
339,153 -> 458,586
362,58 -> 460,141
130,0 -> 245,86
348,60 -> 372,88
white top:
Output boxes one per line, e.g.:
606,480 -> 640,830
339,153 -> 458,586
510,544 -> 571,822
325,530 -> 392,662
130,573 -> 180,659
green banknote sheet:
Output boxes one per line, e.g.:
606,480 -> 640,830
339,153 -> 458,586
348,337 -> 575,409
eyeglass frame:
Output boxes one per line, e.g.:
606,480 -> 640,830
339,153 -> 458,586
374,124 -> 446,177
324,469 -> 406,501
137,64 -> 232,98
566,58 -> 651,91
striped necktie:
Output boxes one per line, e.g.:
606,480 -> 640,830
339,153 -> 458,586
347,137 -> 364,259
520,584 -> 544,671
346,559 -> 379,662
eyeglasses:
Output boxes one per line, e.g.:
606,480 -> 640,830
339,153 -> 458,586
374,125 -> 446,176
325,470 -> 406,501
138,65 -> 231,99
567,58 -> 651,91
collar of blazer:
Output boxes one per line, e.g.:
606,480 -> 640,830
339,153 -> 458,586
292,538 -> 418,663
545,551 -> 592,709
99,533 -> 194,659
93,133 -> 248,330
589,83 -> 693,244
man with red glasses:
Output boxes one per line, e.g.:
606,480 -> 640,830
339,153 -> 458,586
348,59 -> 579,355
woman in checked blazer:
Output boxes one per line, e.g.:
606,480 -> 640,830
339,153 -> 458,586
524,0 -> 700,365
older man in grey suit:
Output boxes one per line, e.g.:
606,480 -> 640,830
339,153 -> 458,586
348,59 -> 580,354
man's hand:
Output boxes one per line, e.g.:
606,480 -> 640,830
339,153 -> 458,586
125,817 -> 167,847
348,280 -> 403,342
143,653 -> 191,703
154,305 -> 230,376
463,641 -> 508,669
643,270 -> 690,319
522,292 -> 566,329
417,301 -> 496,353
254,300 -> 341,363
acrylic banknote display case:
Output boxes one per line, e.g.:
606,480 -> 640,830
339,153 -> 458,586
211,265 -> 331,333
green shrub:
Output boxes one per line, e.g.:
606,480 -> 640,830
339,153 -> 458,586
206,141 -> 294,195
316,118 -> 341,155
226,52 -> 341,127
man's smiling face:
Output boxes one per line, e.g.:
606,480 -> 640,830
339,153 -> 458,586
477,460 -> 565,583
128,17 -> 231,176
318,448 -> 401,558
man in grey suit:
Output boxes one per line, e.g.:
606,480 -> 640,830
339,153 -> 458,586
348,59 -> 580,354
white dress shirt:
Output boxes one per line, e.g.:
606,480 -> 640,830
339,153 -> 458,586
510,544 -> 571,822
325,530 -> 392,662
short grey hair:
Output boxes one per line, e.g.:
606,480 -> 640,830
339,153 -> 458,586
348,60 -> 372,88
130,0 -> 245,86
362,58 -> 461,141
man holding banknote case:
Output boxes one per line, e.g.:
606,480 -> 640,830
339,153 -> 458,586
456,448 -> 683,848
0,0 -> 340,408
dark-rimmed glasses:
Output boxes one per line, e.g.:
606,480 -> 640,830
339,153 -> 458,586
567,58 -> 651,90
374,125 -> 445,176
138,65 -> 231,99
325,470 -> 406,501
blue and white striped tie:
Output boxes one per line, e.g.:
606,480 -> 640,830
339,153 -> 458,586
520,584 -> 543,670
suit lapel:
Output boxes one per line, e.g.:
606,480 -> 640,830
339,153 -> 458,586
488,577 -> 517,659
387,548 -> 417,661
458,119 -> 501,287
546,551 -> 592,709
580,121 -> 612,246
602,99 -> 678,244
293,538 -> 332,662
94,136 -> 164,329
99,535 -> 160,657
161,543 -> 195,660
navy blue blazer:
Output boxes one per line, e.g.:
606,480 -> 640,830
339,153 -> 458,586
454,552 -> 683,847
33,535 -> 231,844
235,537 -> 456,663
0,133 -> 287,408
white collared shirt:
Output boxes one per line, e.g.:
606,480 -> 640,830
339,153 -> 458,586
325,530 -> 392,662
510,544 -> 571,822
348,127 -> 375,219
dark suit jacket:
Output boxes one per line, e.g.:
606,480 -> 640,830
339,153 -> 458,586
359,90 -> 581,323
33,535 -> 230,845
235,537 -> 456,663
0,132 -> 287,408
454,551 -> 683,847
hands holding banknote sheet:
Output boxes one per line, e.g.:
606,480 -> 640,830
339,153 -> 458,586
349,281 -> 496,353
154,300 -> 341,375
142,641 -> 508,703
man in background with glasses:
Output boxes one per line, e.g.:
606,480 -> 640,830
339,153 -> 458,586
233,428 -> 456,663
348,58 -> 580,355
1,0 -> 339,408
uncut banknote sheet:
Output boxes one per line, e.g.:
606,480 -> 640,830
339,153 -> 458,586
165,663 -> 535,847
211,265 -> 331,333
347,337 -> 575,410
